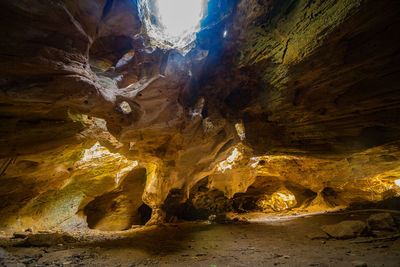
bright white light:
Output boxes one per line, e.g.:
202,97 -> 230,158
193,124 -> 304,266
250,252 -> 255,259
223,30 -> 228,38
119,101 -> 132,114
226,148 -> 240,163
217,148 -> 242,172
157,0 -> 204,37
395,179 -> 400,187
138,0 -> 208,53
276,192 -> 295,202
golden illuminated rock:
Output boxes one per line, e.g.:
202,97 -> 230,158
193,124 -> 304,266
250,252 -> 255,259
257,189 -> 297,212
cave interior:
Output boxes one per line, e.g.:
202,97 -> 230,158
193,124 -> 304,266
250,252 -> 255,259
0,0 -> 400,266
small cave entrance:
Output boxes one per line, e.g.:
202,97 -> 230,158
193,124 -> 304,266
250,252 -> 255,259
84,198 -> 153,230
84,192 -> 120,230
138,203 -> 152,225
83,168 -> 150,231
162,180 -> 241,221
231,195 -> 258,213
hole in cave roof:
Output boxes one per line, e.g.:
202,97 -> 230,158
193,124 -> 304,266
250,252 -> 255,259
137,0 -> 209,54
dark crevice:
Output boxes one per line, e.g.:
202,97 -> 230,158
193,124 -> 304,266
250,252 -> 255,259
101,0 -> 114,19
138,204 -> 152,225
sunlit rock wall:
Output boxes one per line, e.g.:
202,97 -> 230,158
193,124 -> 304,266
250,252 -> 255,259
182,0 -> 400,216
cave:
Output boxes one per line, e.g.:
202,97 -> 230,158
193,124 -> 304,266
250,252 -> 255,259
0,0 -> 399,266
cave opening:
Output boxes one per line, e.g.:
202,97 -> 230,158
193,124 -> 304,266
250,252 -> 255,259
137,0 -> 209,53
138,203 -> 153,225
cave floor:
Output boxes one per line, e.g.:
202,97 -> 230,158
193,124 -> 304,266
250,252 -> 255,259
1,213 -> 400,267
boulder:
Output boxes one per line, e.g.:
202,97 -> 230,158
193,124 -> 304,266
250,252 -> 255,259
367,213 -> 397,231
321,220 -> 368,239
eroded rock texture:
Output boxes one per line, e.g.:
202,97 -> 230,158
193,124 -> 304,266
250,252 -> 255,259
0,0 -> 399,232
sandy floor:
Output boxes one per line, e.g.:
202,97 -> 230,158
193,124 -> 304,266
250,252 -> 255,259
1,212 -> 400,266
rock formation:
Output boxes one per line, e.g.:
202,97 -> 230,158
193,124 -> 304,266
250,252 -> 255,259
0,0 -> 399,232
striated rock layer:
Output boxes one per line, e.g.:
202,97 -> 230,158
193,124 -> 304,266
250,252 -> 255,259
0,0 -> 399,232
